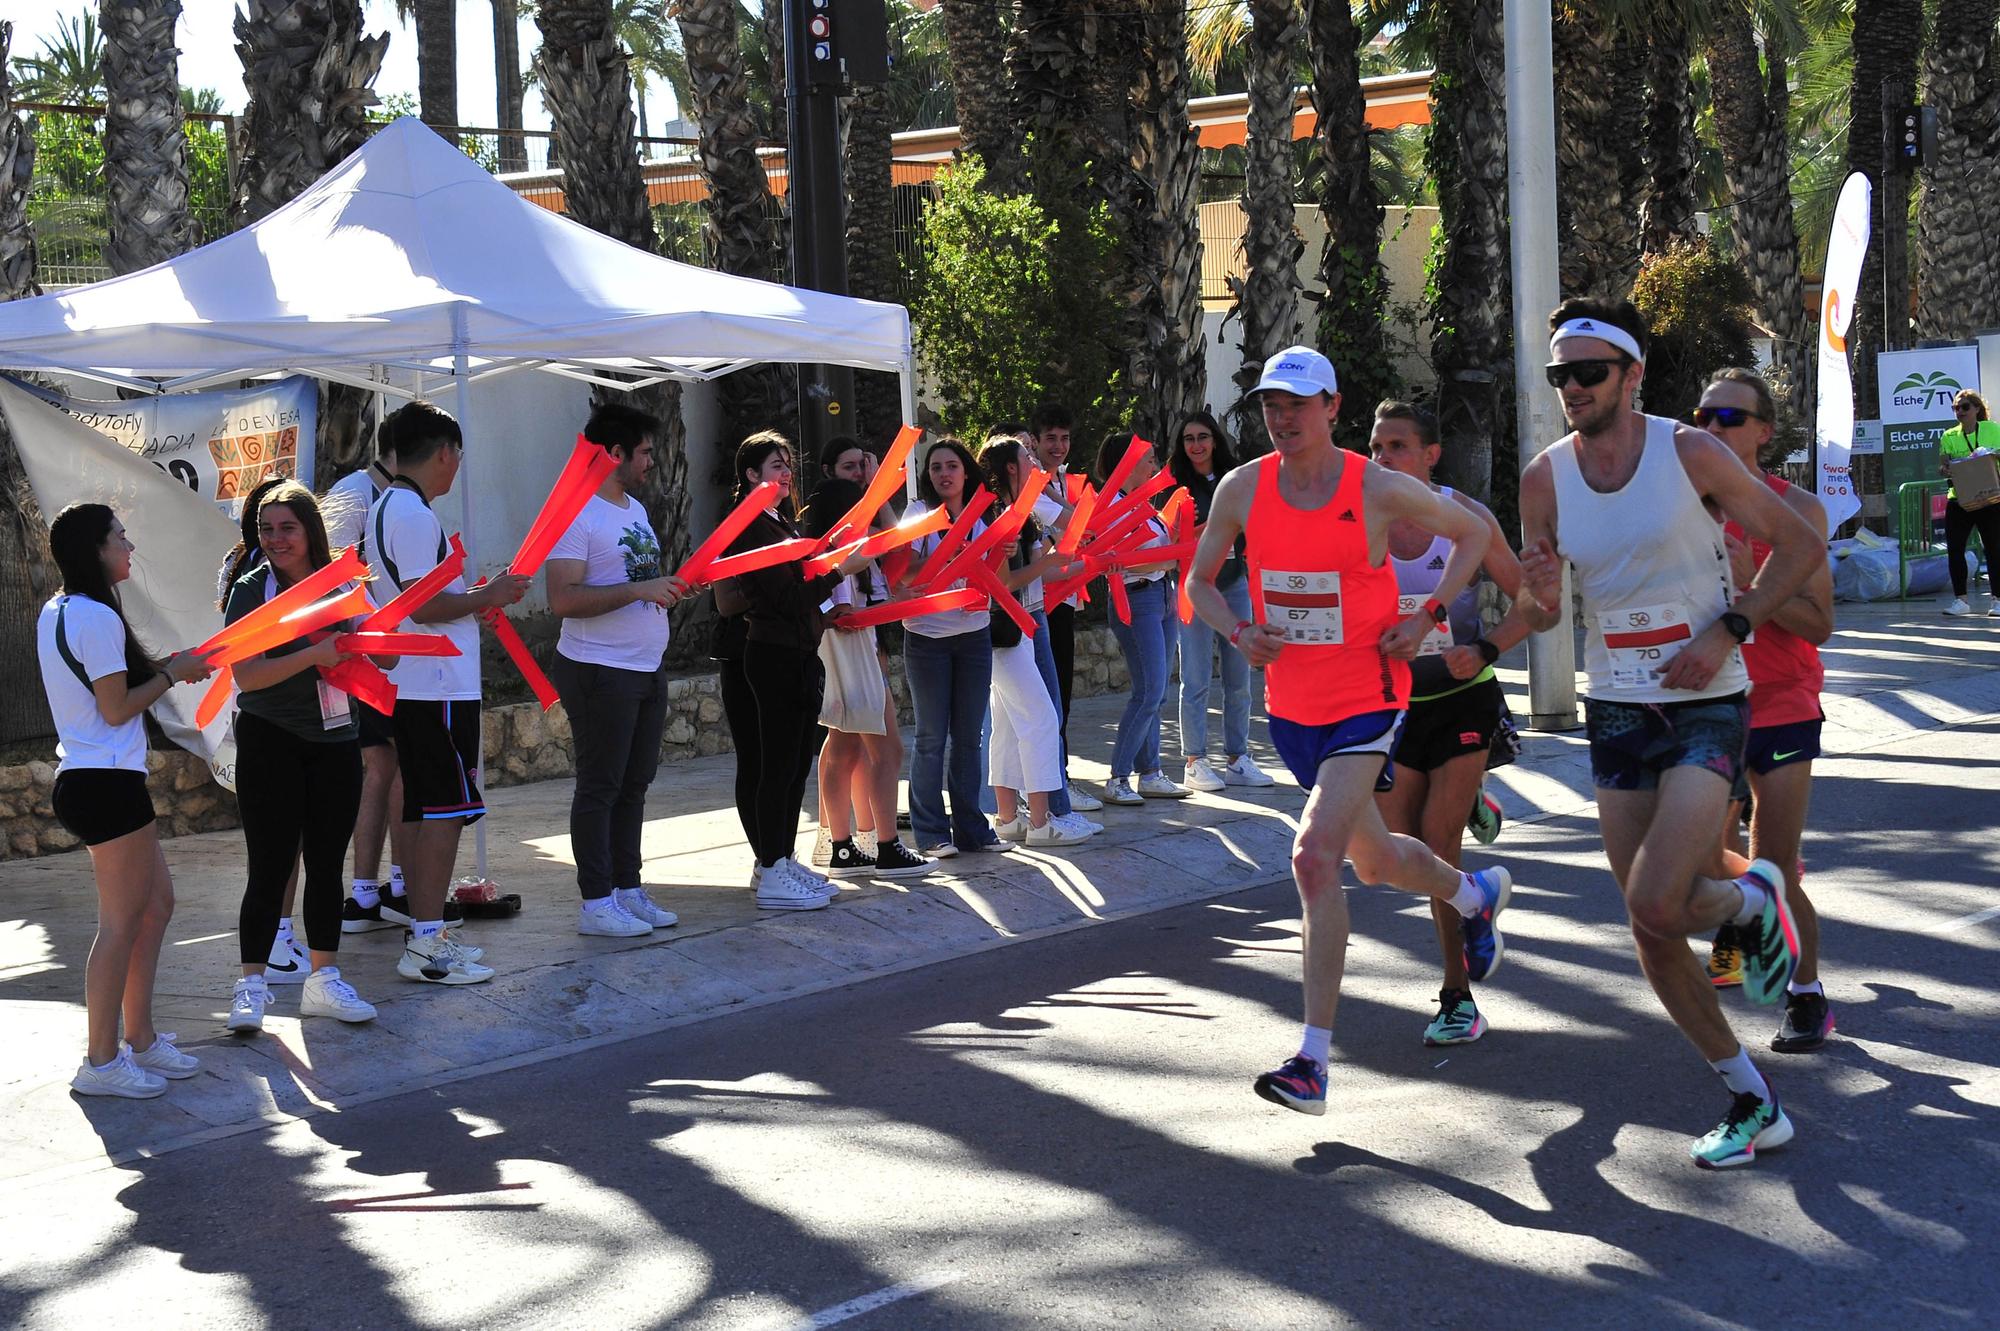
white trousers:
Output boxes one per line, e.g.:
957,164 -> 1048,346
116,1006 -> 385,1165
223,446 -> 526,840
989,638 -> 1064,794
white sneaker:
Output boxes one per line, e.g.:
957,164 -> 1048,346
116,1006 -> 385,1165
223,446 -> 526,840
264,934 -> 309,984
1103,777 -> 1143,805
1182,757 -> 1226,792
71,1048 -> 166,1099
785,857 -> 839,898
755,864 -> 831,911
1066,781 -> 1103,812
127,1032 -> 200,1079
300,967 -> 377,1023
995,817 -> 1030,842
923,841 -> 961,859
810,824 -> 833,868
398,932 -> 495,985
1223,754 -> 1277,787
578,896 -> 652,937
1136,771 -> 1190,799
615,887 -> 679,928
1944,597 -> 1973,616
1054,812 -> 1103,835
1028,817 -> 1094,846
227,975 -> 269,1032
442,929 -> 484,963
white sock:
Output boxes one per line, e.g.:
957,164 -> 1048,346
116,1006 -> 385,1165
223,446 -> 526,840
389,865 -> 406,895
411,919 -> 446,941
274,917 -> 295,942
1787,979 -> 1824,997
1448,874 -> 1485,917
1707,1045 -> 1771,1100
1730,873 -> 1769,926
1299,1024 -> 1332,1069
351,878 -> 381,908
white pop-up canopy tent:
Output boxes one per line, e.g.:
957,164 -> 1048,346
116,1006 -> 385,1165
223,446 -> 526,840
0,115 -> 914,398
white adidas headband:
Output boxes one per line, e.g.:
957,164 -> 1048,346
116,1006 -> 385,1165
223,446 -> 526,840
1549,317 -> 1644,364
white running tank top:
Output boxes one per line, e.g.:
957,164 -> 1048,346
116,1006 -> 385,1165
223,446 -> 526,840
1550,414 -> 1748,703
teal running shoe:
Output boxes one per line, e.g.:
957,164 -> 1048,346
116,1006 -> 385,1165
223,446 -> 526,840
1460,867 -> 1512,983
1690,1091 -> 1794,1169
1466,787 -> 1503,845
1423,988 -> 1487,1046
1735,859 -> 1799,1006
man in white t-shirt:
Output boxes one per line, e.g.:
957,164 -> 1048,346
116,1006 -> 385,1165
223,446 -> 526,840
1026,402 -> 1101,814
545,403 -> 689,939
363,401 -> 529,986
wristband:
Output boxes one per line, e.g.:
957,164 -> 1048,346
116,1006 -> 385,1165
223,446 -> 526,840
1422,596 -> 1449,627
1229,620 -> 1253,646
1475,637 -> 1500,665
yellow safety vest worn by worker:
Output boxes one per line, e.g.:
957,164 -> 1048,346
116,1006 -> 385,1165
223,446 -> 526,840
1940,418 -> 2000,500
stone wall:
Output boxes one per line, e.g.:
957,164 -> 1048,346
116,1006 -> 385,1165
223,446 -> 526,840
0,626 -> 1138,860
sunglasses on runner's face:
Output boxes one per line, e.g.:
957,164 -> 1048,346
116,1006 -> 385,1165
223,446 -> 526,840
1544,359 -> 1626,389
1691,406 -> 1762,429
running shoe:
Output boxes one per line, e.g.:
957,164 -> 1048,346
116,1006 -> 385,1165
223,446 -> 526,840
1102,777 -> 1143,806
1027,817 -> 1093,846
1943,597 -> 1973,617
827,840 -> 880,877
1183,757 -> 1226,792
1771,989 -> 1834,1053
1137,771 -> 1191,799
397,932 -> 495,985
1222,754 -> 1276,787
615,887 -> 679,928
1423,988 -> 1487,1046
1253,1054 -> 1328,1116
379,894 -> 465,928
227,975 -> 269,1032
1459,867 -> 1512,984
1707,923 -> 1744,988
265,935 -> 309,984
127,1032 -> 200,1079
1066,781 -> 1104,812
1466,787 -> 1504,845
1734,858 -> 1798,1006
871,838 -> 936,878
71,1048 -> 166,1099
341,896 -> 399,933
1689,1091 -> 1793,1169
578,897 -> 652,937
301,967 -> 378,1023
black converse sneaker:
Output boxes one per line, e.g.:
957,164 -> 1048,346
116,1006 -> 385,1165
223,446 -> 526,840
869,838 -> 935,879
827,839 -> 877,878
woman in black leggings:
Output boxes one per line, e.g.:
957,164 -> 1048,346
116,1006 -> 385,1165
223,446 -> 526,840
713,432 -> 848,911
220,482 -> 384,1032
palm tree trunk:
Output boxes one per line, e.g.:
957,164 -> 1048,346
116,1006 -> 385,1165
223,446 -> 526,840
1916,0 -> 2000,339
1845,0 -> 1923,411
102,0 -> 195,277
1553,7 -> 1644,299
233,0 -> 388,486
845,83 -> 904,443
0,22 -> 43,301
762,0 -> 787,142
414,0 -> 457,129
940,0 -> 1016,188
1305,0 -> 1396,447
1125,0 -> 1206,446
1230,0 -> 1304,452
1640,12 -> 1699,256
494,0 -> 527,170
535,0 -> 699,648
1429,0 -> 1510,506
1704,7 -> 1812,412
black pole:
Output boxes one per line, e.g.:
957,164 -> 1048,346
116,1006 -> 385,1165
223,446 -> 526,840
784,0 -> 857,459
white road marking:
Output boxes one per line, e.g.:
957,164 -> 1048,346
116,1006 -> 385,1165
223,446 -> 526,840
174,931 -> 237,945
789,1271 -> 961,1329
1930,904 -> 2000,934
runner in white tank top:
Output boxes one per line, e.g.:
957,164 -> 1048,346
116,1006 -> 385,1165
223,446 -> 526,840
1514,299 -> 1824,1170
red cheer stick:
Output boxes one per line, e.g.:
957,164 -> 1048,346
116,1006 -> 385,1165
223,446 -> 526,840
678,481 -> 782,586
903,488 -> 994,588
702,536 -> 818,583
967,558 -> 1035,638
879,545 -> 914,587
333,632 -> 460,657
837,588 -> 983,629
211,583 -> 375,667
359,535 -> 468,632
920,471 -> 1049,595
319,657 -> 397,714
1057,480 -> 1099,555
818,424 -> 921,552
482,605 -> 560,710
194,546 -> 367,658
1087,436 -> 1153,526
1064,473 -> 1087,505
1108,573 -> 1132,625
1086,466 -> 1175,537
510,436 -> 620,578
194,668 -> 235,729
804,507 -> 947,577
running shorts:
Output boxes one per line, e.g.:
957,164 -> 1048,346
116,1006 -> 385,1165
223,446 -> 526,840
1394,676 -> 1503,774
1270,708 -> 1404,793
52,768 -> 155,845
391,699 -> 485,823
356,698 -> 395,750
1730,715 -> 1823,802
1585,693 -> 1748,793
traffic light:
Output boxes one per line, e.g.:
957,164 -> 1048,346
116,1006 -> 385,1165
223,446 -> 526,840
791,0 -> 889,96
1889,105 -> 1938,168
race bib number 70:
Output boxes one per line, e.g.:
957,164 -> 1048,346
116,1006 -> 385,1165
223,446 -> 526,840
1599,601 -> 1694,689
1262,569 -> 1343,644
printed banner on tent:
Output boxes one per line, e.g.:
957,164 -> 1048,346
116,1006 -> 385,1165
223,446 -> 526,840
1815,171 -> 1872,531
0,378 -> 239,780
6,375 -> 316,518
1878,344 -> 1981,531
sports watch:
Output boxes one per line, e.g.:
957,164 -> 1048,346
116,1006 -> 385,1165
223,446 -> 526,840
1422,597 -> 1448,627
1719,611 -> 1752,642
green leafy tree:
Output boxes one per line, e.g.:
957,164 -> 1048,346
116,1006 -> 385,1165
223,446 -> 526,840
1631,237 -> 1756,425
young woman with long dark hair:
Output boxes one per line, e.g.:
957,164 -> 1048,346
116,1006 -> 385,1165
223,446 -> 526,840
38,504 -> 217,1098
1094,436 -> 1189,806
221,481 -> 386,1032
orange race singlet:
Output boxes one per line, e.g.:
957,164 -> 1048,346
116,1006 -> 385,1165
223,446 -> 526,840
1244,450 -> 1410,725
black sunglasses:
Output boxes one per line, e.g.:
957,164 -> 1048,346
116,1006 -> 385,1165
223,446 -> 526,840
1544,358 -> 1626,389
1691,406 -> 1763,429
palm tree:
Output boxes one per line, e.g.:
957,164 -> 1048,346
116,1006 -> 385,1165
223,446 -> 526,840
390,0 -> 457,129
0,23 -> 43,301
493,0 -> 529,170
9,12 -> 106,104
100,0 -> 194,277
939,0 -> 1015,186
1224,0 -> 1304,451
233,0 -> 388,483
1125,0 -> 1207,446
845,80 -> 903,442
1305,0 -> 1396,447
607,0 -> 679,146
1844,0 -> 1922,410
1553,7 -> 1644,299
1915,0 -> 2000,340
1640,13 -> 1699,256
1703,1 -> 1812,410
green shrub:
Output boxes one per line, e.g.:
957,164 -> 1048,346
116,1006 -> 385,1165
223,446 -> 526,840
1631,238 -> 1757,425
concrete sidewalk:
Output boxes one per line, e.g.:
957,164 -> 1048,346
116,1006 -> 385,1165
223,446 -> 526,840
2,592 -> 1995,1184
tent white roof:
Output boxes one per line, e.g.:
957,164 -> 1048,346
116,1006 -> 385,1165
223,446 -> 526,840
0,117 -> 912,394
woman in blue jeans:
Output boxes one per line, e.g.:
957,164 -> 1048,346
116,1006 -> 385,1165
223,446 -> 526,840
1167,411 -> 1275,792
1095,438 -> 1190,806
898,438 -> 1001,857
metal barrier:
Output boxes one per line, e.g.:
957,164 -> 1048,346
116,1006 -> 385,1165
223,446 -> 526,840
1897,478 -> 1985,600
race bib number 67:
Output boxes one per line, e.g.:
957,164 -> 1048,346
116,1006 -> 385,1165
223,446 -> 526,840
1261,569 -> 1343,644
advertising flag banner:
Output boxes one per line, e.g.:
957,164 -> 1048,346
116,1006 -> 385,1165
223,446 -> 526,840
1816,172 -> 1872,530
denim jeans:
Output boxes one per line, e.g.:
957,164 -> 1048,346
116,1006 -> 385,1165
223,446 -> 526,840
551,653 -> 669,898
1107,578 -> 1176,779
1178,574 -> 1252,763
1028,609 -> 1072,816
905,627 -> 995,850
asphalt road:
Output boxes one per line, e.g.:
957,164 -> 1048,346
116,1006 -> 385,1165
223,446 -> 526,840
2,718 -> 1995,1331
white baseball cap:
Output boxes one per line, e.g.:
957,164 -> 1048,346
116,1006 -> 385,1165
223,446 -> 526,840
1252,345 -> 1339,398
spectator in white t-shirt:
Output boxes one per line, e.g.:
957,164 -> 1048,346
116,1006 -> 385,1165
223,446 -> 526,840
362,401 -> 529,986
545,403 -> 690,938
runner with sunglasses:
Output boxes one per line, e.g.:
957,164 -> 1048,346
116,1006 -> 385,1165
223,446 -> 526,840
1690,369 -> 1836,1052
1516,300 -> 1822,1168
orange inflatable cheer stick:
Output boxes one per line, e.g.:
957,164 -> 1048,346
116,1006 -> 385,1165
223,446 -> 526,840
836,588 -> 984,629
1173,496 -> 1200,624
1057,480 -> 1099,555
1088,436 -> 1153,528
919,471 -> 1050,595
803,507 -> 948,577
903,488 -> 994,588
332,632 -> 460,656
966,558 -> 1035,637
819,424 -> 921,551
510,435 -> 620,578
678,481 -> 783,586
320,658 -> 397,714
1086,466 -> 1175,538
359,535 -> 468,632
701,537 -> 819,583
210,584 -> 375,666
1108,573 -> 1132,625
193,546 -> 367,658
480,599 -> 561,711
